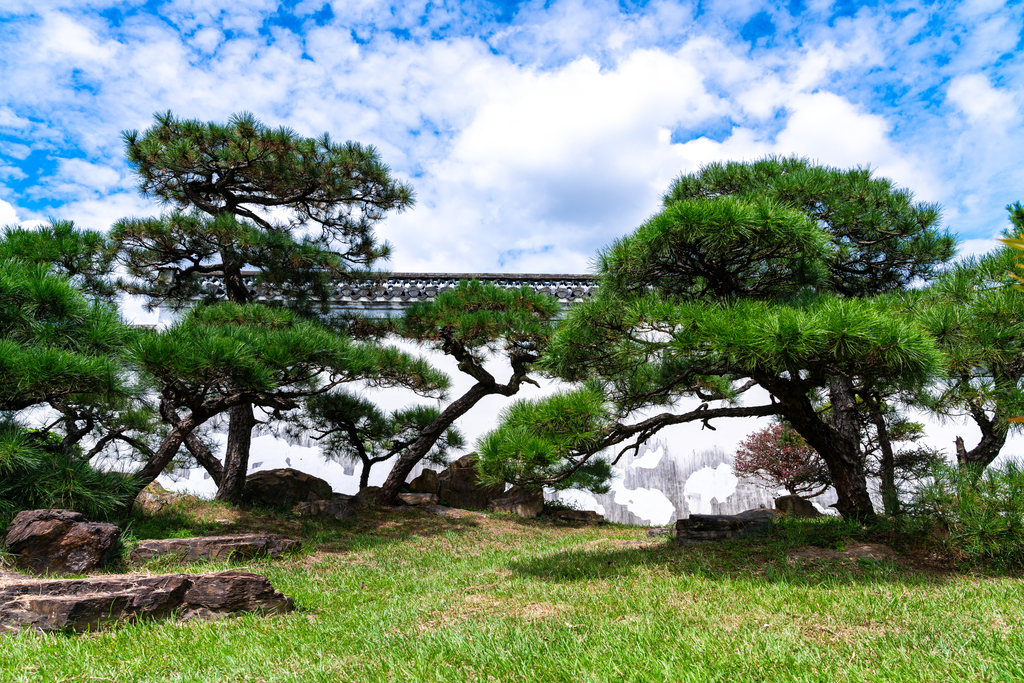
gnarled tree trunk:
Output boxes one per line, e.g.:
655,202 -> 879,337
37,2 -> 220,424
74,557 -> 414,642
216,402 -> 256,503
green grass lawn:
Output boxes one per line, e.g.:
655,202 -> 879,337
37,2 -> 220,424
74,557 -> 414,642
2,499 -> 1023,682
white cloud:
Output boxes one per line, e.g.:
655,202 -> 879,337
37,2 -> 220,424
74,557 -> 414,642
0,1 -> 1022,271
0,199 -> 19,225
947,74 -> 1018,126
956,237 -> 1004,259
55,158 -> 124,192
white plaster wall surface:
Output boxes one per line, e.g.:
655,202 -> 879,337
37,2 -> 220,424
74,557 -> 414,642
150,342 -> 1024,525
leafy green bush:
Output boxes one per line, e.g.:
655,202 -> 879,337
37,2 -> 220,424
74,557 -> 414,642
0,421 -> 137,532
909,460 -> 1024,568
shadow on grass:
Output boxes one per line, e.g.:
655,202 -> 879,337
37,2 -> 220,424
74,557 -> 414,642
121,496 -> 491,561
505,538 -> 960,587
505,516 -> 969,587
122,498 -> 979,587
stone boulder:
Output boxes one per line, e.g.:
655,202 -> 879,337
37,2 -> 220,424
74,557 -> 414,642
487,486 -> 544,518
133,481 -> 180,515
0,569 -> 294,634
774,494 -> 822,519
294,499 -> 356,521
398,493 -> 438,506
437,454 -> 505,510
352,486 -> 382,507
547,509 -> 604,525
128,534 -> 300,565
408,469 -> 440,495
3,510 -> 120,576
675,509 -> 780,545
241,468 -> 333,510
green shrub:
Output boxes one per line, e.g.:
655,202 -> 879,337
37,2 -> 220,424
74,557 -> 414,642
909,460 -> 1024,568
0,421 -> 136,532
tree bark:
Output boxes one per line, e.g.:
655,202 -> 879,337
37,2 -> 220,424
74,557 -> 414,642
957,401 -> 1008,472
359,458 -> 371,490
113,410 -> 206,520
376,383 -> 494,505
161,401 -> 223,485
758,373 -> 876,521
215,402 -> 256,503
865,391 -> 899,516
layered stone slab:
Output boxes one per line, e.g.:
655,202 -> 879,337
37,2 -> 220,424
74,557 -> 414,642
0,570 -> 294,634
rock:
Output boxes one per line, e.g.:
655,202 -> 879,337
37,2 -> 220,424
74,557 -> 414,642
787,543 -> 898,563
241,468 -> 334,510
420,505 -> 488,519
0,569 -> 294,634
294,499 -> 356,521
3,510 -> 120,576
408,469 -> 440,495
437,454 -> 505,510
133,481 -> 180,515
487,486 -> 544,518
647,528 -> 673,538
398,493 -> 439,506
128,534 -> 300,564
352,486 -> 382,507
547,509 -> 604,525
774,494 -> 822,518
675,508 -> 780,545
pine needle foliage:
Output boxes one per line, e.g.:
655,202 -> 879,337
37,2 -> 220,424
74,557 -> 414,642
663,156 -> 954,296
0,422 -> 136,530
0,219 -> 116,301
0,259 -> 127,411
133,302 -> 448,402
477,385 -> 612,491
484,157 -> 954,520
114,111 -> 414,311
0,259 -> 138,527
303,391 -> 463,489
909,460 -> 1024,568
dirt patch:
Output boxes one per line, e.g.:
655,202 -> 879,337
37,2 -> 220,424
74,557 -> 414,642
788,543 -> 898,562
419,592 -> 564,631
801,617 -> 904,645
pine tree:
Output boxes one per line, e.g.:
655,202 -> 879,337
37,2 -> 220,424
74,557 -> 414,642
111,111 -> 416,502
375,280 -> 560,505
915,203 -> 1024,471
480,157 -> 954,520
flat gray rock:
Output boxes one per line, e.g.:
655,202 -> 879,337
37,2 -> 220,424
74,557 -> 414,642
398,493 -> 439,506
675,508 -> 780,545
129,534 -> 300,564
0,569 -> 294,634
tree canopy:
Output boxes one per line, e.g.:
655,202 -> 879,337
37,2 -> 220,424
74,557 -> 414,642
110,111 -> 421,503
0,256 -> 139,525
480,157 -> 956,520
374,280 -> 561,505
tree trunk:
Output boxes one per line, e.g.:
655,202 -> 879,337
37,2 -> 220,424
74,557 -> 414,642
161,401 -> 223,485
359,458 -> 370,490
215,402 -> 256,503
113,413 -> 204,519
865,392 -> 899,517
760,373 -> 876,521
957,403 -> 1008,472
376,383 -> 494,505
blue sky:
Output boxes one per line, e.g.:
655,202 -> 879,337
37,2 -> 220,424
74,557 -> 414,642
0,0 -> 1021,278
